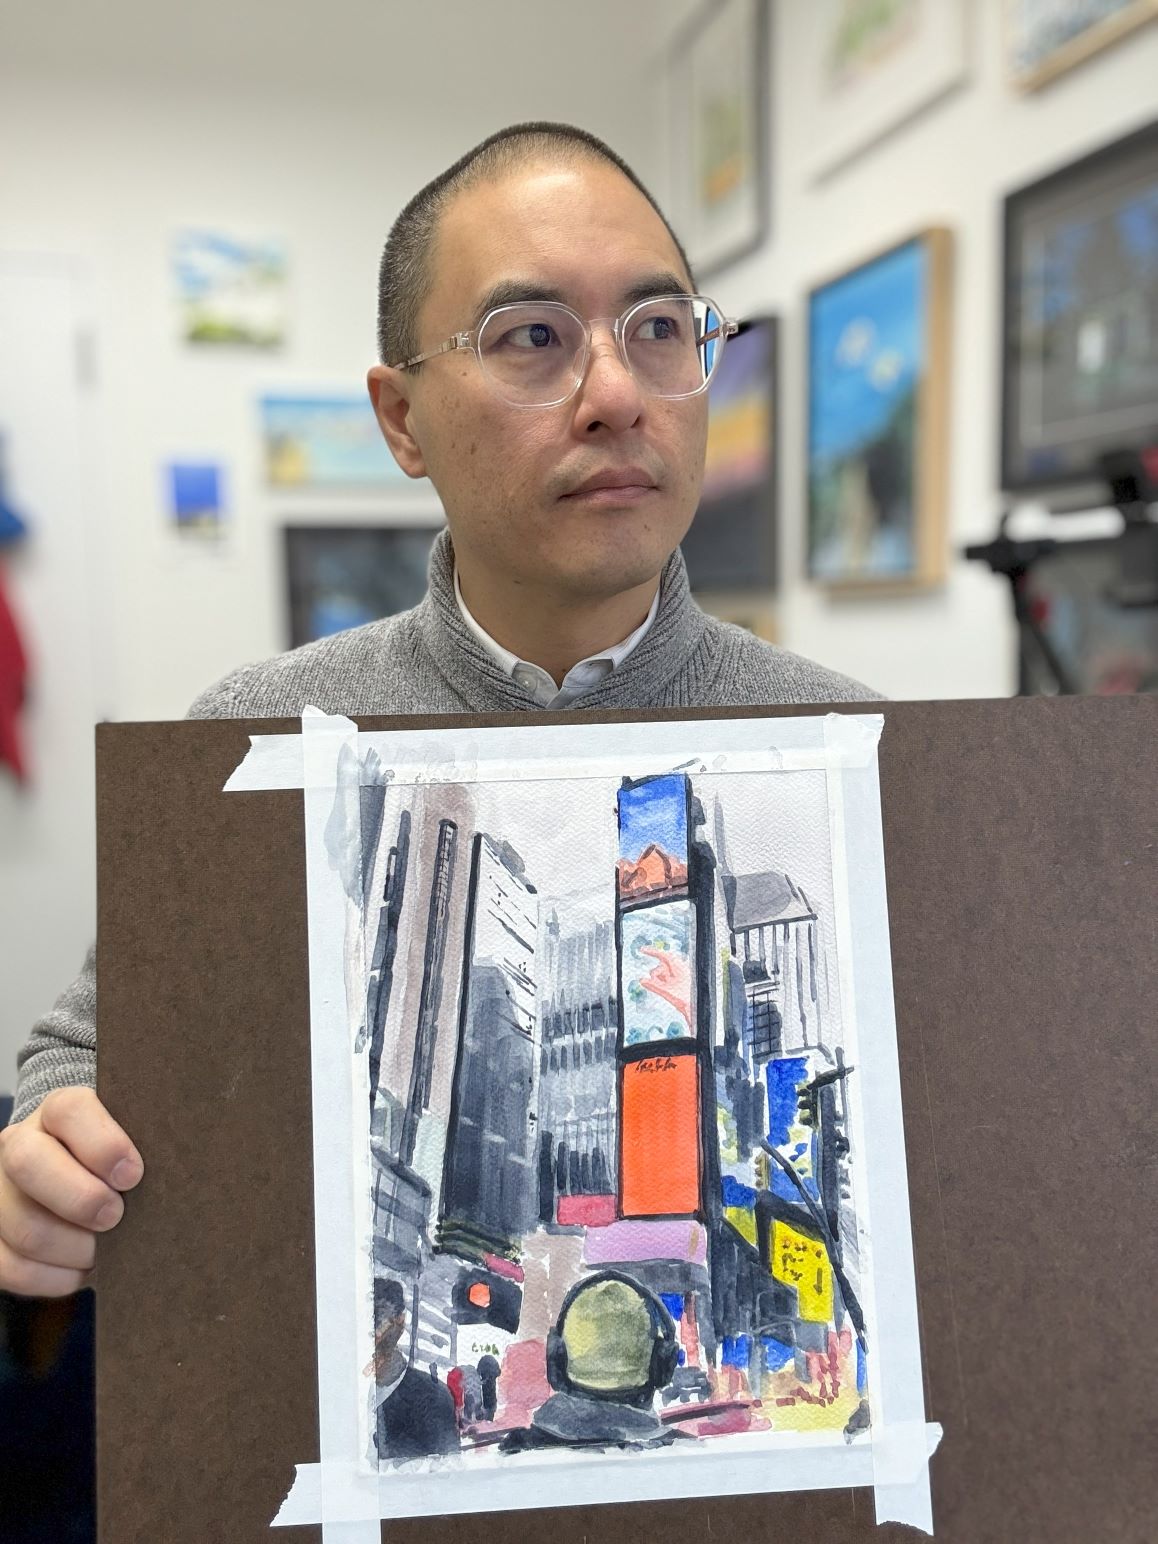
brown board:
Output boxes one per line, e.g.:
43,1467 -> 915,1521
95,696 -> 1158,1544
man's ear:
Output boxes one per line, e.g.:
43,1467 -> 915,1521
367,365 -> 428,479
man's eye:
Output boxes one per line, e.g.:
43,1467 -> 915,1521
636,316 -> 680,342
503,322 -> 559,349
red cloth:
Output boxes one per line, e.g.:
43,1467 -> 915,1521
0,566 -> 29,782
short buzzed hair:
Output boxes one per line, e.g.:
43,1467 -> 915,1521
376,121 -> 694,368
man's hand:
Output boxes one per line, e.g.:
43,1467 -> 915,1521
0,1088 -> 143,1297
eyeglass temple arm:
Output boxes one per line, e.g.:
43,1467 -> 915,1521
702,319 -> 741,345
390,330 -> 473,372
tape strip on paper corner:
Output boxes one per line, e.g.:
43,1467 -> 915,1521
301,710 -> 386,1544
872,1420 -> 943,1533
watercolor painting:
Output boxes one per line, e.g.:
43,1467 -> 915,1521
797,0 -> 968,180
669,0 -> 769,275
240,715 -> 935,1529
260,393 -> 417,489
166,461 -> 226,541
826,0 -> 921,89
173,230 -> 287,347
360,753 -> 870,1459
808,231 -> 950,589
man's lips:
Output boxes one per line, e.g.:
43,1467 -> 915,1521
561,467 -> 659,501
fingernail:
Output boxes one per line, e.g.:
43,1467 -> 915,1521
111,1158 -> 141,1189
97,1200 -> 122,1229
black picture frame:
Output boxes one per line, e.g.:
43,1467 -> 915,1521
282,523 -> 442,649
1000,117 -> 1158,498
681,315 -> 778,594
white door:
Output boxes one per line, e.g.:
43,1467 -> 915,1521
0,256 -> 110,1094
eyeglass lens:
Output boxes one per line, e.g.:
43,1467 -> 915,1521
476,296 -> 724,405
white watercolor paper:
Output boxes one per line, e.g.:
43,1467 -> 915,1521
227,713 -> 939,1537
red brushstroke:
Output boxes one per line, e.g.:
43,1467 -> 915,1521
556,1193 -> 617,1227
617,844 -> 688,900
482,1253 -> 524,1283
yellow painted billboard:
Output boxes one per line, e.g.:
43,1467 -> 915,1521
770,1218 -> 833,1323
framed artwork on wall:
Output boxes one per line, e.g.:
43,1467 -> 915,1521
806,229 -> 952,591
173,230 -> 288,347
795,0 -> 970,181
1000,119 -> 1158,495
260,393 -> 418,490
283,523 -> 442,648
1005,0 -> 1158,90
681,315 -> 778,593
669,0 -> 770,276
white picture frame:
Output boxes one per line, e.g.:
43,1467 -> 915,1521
795,0 -> 971,182
669,0 -> 770,277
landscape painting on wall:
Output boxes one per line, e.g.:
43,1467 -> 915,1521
807,230 -> 951,590
261,393 -> 417,489
173,229 -> 287,347
669,0 -> 769,274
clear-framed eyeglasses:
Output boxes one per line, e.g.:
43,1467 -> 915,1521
390,293 -> 739,409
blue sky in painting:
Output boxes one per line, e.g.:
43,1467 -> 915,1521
808,240 -> 925,464
173,229 -> 284,300
617,774 -> 688,864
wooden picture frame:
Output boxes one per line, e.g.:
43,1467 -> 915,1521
1000,119 -> 1158,497
806,229 -> 952,594
1005,0 -> 1158,91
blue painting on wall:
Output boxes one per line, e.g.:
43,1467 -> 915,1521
807,231 -> 949,589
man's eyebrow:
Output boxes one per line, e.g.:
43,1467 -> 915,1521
471,271 -> 693,324
471,280 -> 569,322
619,271 -> 693,307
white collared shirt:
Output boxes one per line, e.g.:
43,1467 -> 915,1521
453,568 -> 659,708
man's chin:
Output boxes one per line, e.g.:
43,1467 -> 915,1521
539,523 -> 687,599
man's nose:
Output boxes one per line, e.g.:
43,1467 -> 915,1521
574,324 -> 644,429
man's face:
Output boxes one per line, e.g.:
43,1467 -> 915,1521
371,160 -> 710,601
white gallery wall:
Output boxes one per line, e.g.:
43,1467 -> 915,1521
1,0 -> 1155,1087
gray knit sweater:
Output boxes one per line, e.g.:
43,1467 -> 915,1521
13,531 -> 877,1122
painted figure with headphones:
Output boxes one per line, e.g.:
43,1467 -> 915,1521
516,1269 -> 681,1449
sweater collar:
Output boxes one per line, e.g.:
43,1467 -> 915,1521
415,527 -> 709,712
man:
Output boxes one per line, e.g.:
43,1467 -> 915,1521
0,120 -> 877,1298
369,1278 -> 458,1461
